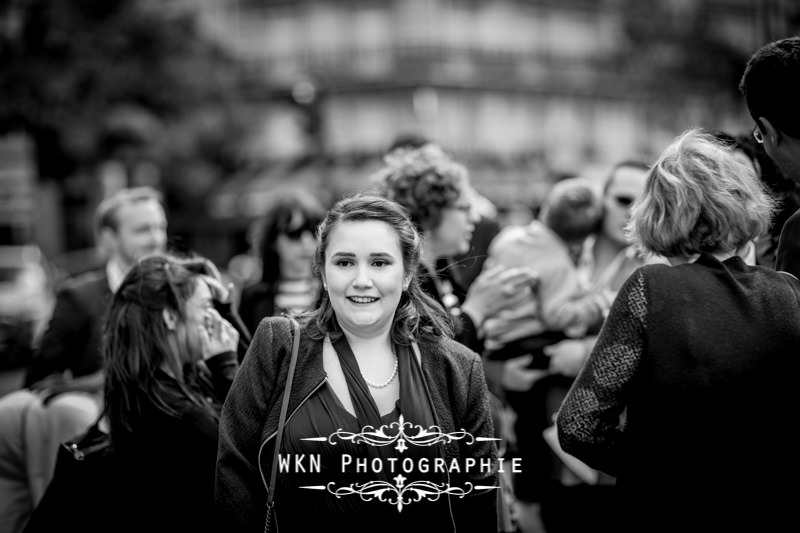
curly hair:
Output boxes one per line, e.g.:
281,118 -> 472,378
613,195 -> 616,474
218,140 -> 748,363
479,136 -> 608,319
370,145 -> 469,233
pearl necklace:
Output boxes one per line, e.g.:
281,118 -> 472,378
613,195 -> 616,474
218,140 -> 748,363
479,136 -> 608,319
362,356 -> 399,389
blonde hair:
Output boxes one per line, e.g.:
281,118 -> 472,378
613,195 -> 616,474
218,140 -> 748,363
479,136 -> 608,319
94,186 -> 163,235
628,128 -> 775,258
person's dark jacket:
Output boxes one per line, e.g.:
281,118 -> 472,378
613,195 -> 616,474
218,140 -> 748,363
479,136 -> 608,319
558,255 -> 800,533
776,208 -> 800,278
215,317 -> 498,533
417,265 -> 483,353
26,268 -> 250,385
25,269 -> 111,387
25,351 -> 238,533
113,352 -> 238,532
238,281 -> 277,336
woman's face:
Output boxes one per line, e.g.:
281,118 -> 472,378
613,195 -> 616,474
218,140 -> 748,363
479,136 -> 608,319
602,165 -> 648,246
275,211 -> 317,280
323,220 -> 408,339
173,278 -> 215,363
426,195 -> 475,259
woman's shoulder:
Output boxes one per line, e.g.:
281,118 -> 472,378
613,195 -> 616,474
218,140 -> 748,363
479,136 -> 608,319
634,254 -> 794,289
238,317 -> 313,383
784,207 -> 800,227
420,337 -> 481,369
247,316 -> 301,359
253,315 -> 297,335
620,261 -> 695,299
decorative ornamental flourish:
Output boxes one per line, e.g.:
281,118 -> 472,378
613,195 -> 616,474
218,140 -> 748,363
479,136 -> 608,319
301,414 -> 498,453
300,477 -> 498,512
298,415 -> 501,509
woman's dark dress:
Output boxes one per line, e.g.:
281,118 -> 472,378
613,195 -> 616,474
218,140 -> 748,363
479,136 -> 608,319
275,339 -> 456,533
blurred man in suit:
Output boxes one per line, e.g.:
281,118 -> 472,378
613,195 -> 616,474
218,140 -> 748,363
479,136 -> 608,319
0,187 -> 167,532
24,186 -> 168,397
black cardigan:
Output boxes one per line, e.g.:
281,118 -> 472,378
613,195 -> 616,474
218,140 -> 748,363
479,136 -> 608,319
557,254 -> 800,532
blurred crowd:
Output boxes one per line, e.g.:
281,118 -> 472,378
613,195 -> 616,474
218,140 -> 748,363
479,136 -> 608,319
1,35 -> 800,533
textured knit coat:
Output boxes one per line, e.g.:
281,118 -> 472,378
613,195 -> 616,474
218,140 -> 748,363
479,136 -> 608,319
557,255 -> 800,533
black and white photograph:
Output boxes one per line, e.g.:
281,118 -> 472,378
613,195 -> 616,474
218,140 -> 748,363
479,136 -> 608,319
1,1 -> 799,532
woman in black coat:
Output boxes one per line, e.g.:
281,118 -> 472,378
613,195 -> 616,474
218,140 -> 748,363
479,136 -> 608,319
557,128 -> 800,533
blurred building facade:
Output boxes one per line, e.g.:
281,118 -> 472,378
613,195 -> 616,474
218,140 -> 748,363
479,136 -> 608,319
5,0 -> 798,268
197,0 -> 796,254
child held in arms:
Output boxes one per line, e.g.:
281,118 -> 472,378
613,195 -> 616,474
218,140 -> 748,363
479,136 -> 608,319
482,177 -> 610,354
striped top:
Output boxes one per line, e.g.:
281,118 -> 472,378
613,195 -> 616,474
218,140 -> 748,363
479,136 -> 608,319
273,278 -> 319,316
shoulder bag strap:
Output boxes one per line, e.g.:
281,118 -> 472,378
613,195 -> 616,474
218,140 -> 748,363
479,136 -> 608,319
265,318 -> 300,532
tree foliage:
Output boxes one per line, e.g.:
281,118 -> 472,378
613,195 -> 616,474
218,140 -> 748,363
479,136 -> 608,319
0,0 -> 254,182
619,0 -> 749,97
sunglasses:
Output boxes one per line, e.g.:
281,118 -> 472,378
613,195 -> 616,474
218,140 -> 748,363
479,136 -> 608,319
284,224 -> 317,240
613,195 -> 635,207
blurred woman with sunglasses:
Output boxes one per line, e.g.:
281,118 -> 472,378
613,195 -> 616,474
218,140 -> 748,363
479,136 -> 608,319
238,189 -> 327,334
581,160 -> 651,292
543,160 -> 651,372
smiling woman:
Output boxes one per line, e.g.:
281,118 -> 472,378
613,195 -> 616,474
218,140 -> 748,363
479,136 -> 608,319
324,220 -> 408,338
216,194 -> 500,533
